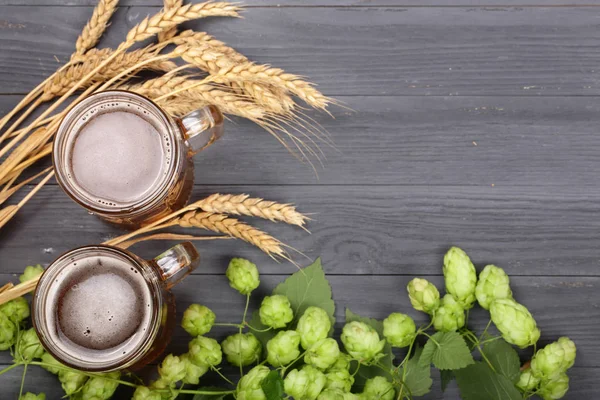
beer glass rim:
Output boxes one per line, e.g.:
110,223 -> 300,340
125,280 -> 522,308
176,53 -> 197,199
52,90 -> 185,218
32,244 -> 164,372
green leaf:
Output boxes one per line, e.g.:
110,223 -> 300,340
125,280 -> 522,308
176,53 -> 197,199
345,309 -> 394,388
483,339 -> 520,384
248,310 -> 276,350
440,370 -> 454,392
261,370 -> 285,400
401,347 -> 433,396
192,387 -> 232,400
419,332 -> 474,370
454,362 -> 522,400
273,258 -> 335,326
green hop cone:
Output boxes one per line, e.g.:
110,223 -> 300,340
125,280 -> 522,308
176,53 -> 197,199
383,313 -> 416,348
236,365 -> 270,400
516,367 -> 540,392
324,369 -> 354,392
296,306 -> 332,350
475,264 -> 513,310
0,297 -> 29,323
443,247 -> 477,309
188,336 -> 222,367
340,321 -> 385,363
80,371 -> 120,400
19,265 -> 44,283
0,313 -> 17,350
132,386 -> 163,400
317,389 -> 346,400
360,376 -> 395,400
327,353 -> 351,372
284,365 -> 327,400
16,328 -> 44,361
305,338 -> 340,370
490,299 -> 540,348
407,278 -> 440,315
158,354 -> 187,383
180,353 -> 208,385
150,377 -> 175,400
266,330 -> 301,367
40,352 -> 63,375
433,294 -> 466,332
226,258 -> 260,295
19,393 -> 45,400
181,304 -> 215,337
259,295 -> 294,329
221,333 -> 262,367
538,374 -> 569,400
58,369 -> 88,396
531,337 -> 577,380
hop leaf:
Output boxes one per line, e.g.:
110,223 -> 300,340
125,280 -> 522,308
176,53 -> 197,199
132,386 -> 163,400
490,299 -> 540,349
531,337 -> 577,380
16,328 -> 44,361
340,321 -> 385,363
19,265 -> 44,283
324,369 -> 354,392
80,371 -> 120,400
237,365 -> 270,400
516,367 -> 540,392
260,295 -> 294,329
475,265 -> 512,310
19,393 -> 45,400
360,376 -> 395,400
58,369 -> 88,396
0,313 -> 17,350
284,365 -> 326,400
383,313 -> 416,348
538,373 -> 569,400
181,304 -> 216,337
419,331 -> 474,370
158,354 -> 187,384
443,247 -> 477,309
407,278 -> 440,315
0,297 -> 30,323
296,306 -> 331,350
304,338 -> 340,370
433,295 -> 466,332
179,353 -> 208,385
188,336 -> 222,367
266,330 -> 301,367
226,258 -> 260,295
221,333 -> 262,367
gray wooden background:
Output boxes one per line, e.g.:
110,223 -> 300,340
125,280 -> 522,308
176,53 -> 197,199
1,1 -> 600,398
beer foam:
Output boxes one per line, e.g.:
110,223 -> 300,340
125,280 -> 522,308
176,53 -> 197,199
46,252 -> 154,363
67,102 -> 174,208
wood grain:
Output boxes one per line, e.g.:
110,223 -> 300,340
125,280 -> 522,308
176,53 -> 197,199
2,7 -> 600,96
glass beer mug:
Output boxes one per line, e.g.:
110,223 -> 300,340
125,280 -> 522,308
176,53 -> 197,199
32,242 -> 200,371
53,90 -> 224,228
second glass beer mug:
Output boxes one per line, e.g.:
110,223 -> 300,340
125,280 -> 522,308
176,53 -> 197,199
53,90 -> 224,228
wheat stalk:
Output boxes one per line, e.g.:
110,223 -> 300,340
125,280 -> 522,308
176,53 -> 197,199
158,0 -> 183,42
194,193 -> 308,227
75,0 -> 120,56
178,211 -> 288,259
117,233 -> 231,249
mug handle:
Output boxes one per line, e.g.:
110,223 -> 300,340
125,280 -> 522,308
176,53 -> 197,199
176,105 -> 224,155
151,242 -> 200,289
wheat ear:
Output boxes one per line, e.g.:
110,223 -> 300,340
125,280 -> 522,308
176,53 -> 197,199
193,193 -> 308,227
75,0 -> 120,56
158,0 -> 183,42
178,211 -> 288,259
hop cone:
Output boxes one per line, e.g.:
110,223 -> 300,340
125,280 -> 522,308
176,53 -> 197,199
40,353 -> 63,375
317,389 -> 346,400
19,265 -> 44,283
132,386 -> 162,400
260,295 -> 294,329
221,333 -> 262,367
0,313 -> 17,350
305,338 -> 340,370
327,353 -> 351,372
237,365 -> 270,400
531,337 -> 576,380
181,304 -> 216,337
80,372 -> 120,400
383,313 -> 416,348
158,354 -> 187,383
490,299 -> 540,348
58,369 -> 88,396
443,247 -> 477,309
360,376 -> 395,400
324,369 -> 354,392
267,330 -> 301,367
16,328 -> 44,361
284,365 -> 326,400
180,353 -> 208,385
341,321 -> 385,362
475,264 -> 512,310
19,394 -> 45,400
296,306 -> 331,350
226,258 -> 260,295
516,367 -> 540,392
188,336 -> 222,366
538,374 -> 569,400
407,278 -> 440,315
0,297 -> 30,323
433,295 -> 466,332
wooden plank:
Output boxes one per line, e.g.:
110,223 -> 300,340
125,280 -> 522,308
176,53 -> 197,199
2,184 -> 600,277
4,95 -> 600,187
0,275 -> 598,398
2,6 -> 600,96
